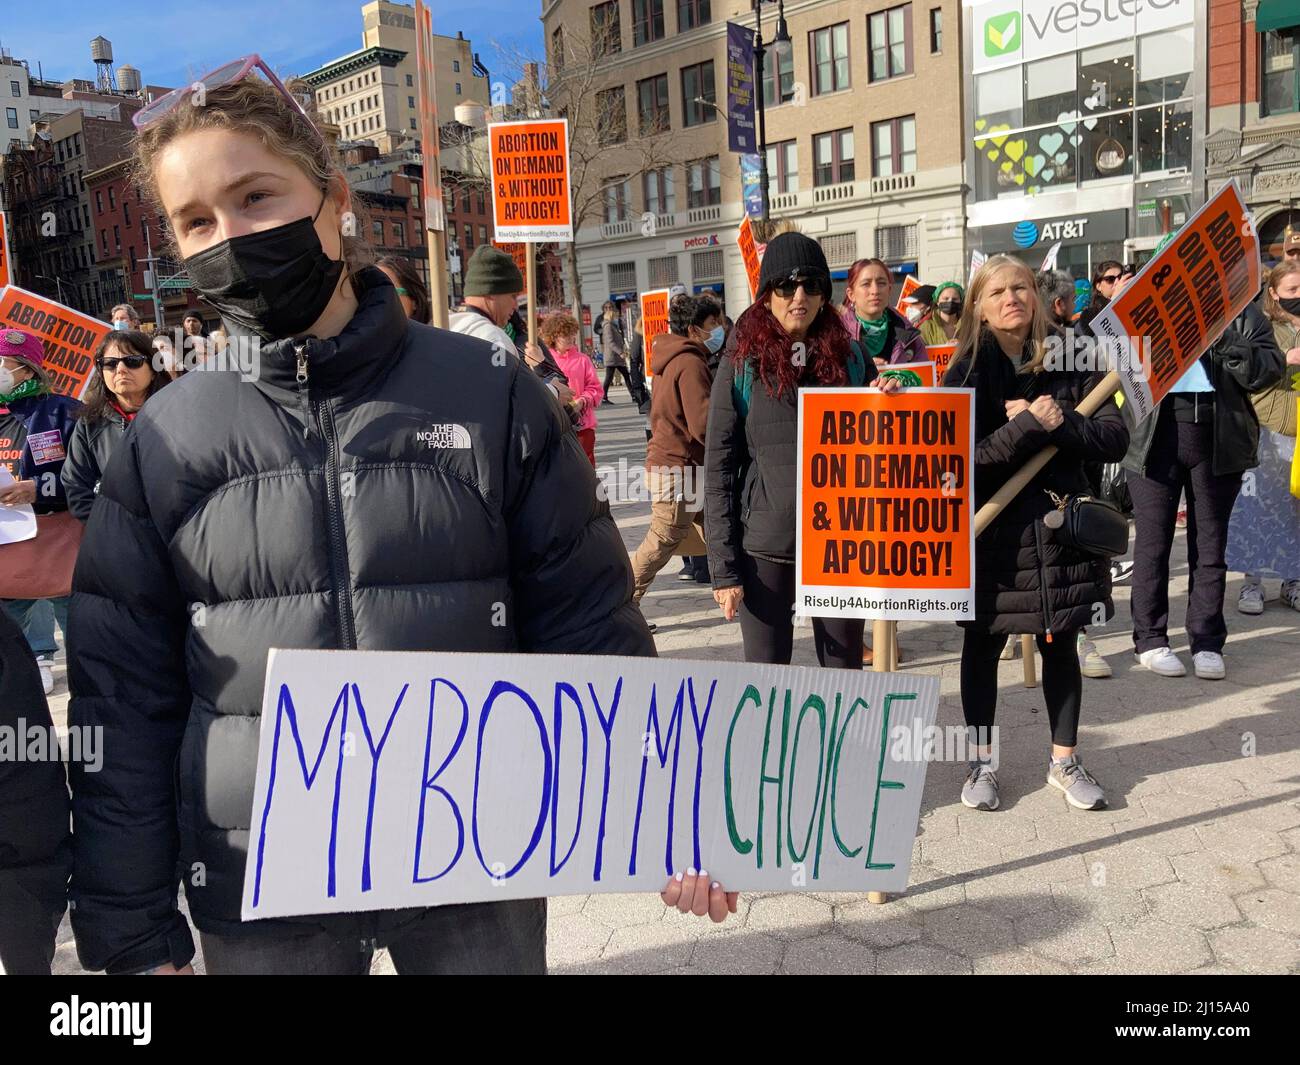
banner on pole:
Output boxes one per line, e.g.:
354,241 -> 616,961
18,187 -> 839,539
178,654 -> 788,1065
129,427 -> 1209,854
796,388 -> 975,621
0,286 -> 108,399
640,288 -> 670,376
240,649 -> 939,918
738,216 -> 762,299
741,154 -> 765,219
414,0 -> 445,233
1089,179 -> 1260,425
725,22 -> 757,154
492,241 -> 531,275
488,120 -> 573,243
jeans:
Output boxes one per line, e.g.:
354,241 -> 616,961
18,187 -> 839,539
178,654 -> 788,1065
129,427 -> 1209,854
200,898 -> 547,975
2,597 -> 69,659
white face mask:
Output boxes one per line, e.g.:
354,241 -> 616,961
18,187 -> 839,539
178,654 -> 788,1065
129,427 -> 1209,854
0,366 -> 18,394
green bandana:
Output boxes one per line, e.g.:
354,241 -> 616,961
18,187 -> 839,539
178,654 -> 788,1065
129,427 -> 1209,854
0,377 -> 47,406
856,314 -> 890,359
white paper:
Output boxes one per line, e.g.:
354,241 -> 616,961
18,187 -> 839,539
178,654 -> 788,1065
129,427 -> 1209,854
0,465 -> 37,545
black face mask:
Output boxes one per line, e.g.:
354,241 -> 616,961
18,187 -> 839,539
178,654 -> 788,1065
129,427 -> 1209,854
938,301 -> 962,316
1279,296 -> 1300,317
183,198 -> 344,340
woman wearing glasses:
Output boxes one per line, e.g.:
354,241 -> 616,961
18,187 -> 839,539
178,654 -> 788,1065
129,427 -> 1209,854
1077,260 -> 1126,333
64,59 -> 684,978
704,233 -> 900,668
61,330 -> 169,522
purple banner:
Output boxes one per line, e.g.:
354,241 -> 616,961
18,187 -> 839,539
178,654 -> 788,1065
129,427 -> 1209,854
726,21 -> 756,155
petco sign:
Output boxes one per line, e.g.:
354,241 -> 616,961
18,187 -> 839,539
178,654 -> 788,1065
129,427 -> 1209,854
684,233 -> 721,250
970,0 -> 1192,72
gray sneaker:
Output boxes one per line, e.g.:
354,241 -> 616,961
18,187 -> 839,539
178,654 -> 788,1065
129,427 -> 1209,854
961,761 -> 1000,811
1047,755 -> 1107,810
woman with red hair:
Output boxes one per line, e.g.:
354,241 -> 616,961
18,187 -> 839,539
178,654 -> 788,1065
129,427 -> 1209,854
704,233 -> 899,667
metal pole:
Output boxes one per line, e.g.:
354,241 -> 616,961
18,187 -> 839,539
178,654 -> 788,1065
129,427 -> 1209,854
752,3 -> 770,225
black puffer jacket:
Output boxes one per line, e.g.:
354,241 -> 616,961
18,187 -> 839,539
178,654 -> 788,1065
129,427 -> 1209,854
944,332 -> 1130,636
1122,303 -> 1285,478
67,268 -> 654,974
0,605 -> 71,975
704,331 -> 878,589
60,406 -> 130,521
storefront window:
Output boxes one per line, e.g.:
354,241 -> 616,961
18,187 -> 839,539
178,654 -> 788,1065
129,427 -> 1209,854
1025,54 -> 1075,127
1263,29 -> 1300,116
1080,111 -> 1132,183
974,66 -> 1022,130
1136,101 -> 1192,178
1136,27 -> 1193,106
1078,41 -> 1134,114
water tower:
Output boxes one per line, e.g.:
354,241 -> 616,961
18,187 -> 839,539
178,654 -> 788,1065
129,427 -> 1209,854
90,36 -> 118,93
118,65 -> 142,95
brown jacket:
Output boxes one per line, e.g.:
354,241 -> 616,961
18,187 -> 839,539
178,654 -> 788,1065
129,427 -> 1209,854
646,333 -> 712,470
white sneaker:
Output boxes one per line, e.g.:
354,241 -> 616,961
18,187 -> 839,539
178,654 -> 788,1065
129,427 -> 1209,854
1136,646 -> 1186,677
1078,636 -> 1112,679
38,657 -> 54,695
1000,637 -> 1018,661
1237,583 -> 1265,615
1193,651 -> 1226,680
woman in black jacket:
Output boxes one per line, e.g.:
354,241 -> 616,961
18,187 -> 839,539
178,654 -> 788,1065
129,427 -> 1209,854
1076,260 -> 1125,334
61,329 -> 168,521
64,64 -> 704,978
704,233 -> 899,668
1124,302 -> 1284,681
943,255 -> 1130,813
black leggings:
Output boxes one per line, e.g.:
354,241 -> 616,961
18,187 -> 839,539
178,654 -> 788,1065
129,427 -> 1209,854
603,365 -> 632,397
739,554 -> 864,669
960,629 -> 1082,747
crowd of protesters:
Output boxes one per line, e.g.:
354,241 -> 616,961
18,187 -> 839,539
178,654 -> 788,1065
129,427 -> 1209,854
0,56 -> 1294,976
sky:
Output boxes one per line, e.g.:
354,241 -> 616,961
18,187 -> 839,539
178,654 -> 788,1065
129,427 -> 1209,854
0,0 -> 544,90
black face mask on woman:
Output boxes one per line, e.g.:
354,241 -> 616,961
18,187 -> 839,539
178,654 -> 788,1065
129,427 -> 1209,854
182,195 -> 344,340
1279,296 -> 1300,318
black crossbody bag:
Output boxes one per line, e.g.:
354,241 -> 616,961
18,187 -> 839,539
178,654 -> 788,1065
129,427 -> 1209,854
1041,489 -> 1130,558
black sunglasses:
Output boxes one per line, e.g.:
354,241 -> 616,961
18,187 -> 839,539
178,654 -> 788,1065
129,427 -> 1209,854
1099,273 -> 1122,285
772,275 -> 826,299
97,354 -> 150,372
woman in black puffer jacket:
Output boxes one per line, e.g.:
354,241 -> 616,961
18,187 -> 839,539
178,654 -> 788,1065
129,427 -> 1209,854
66,71 -> 665,978
61,329 -> 169,521
943,255 -> 1129,814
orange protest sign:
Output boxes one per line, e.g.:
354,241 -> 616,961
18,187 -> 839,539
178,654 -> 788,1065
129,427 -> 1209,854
877,361 -> 936,388
1089,179 -> 1260,425
895,275 -> 921,313
488,120 -> 572,243
0,286 -> 108,399
639,289 -> 670,377
0,211 -> 11,290
796,388 -> 975,621
926,343 -> 957,381
737,216 -> 761,299
492,241 -> 530,274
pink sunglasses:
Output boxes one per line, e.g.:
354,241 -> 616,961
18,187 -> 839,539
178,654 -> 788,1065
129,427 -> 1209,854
132,54 -> 316,133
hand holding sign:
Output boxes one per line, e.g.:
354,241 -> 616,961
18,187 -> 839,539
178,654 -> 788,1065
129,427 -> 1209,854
0,478 -> 36,507
661,870 -> 739,922
1028,394 -> 1063,430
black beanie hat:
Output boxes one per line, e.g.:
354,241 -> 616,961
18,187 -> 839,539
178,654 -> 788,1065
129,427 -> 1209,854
758,232 -> 831,297
463,246 -> 525,296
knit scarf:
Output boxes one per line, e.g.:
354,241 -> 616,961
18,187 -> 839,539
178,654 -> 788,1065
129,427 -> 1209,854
0,377 -> 47,406
856,314 -> 890,359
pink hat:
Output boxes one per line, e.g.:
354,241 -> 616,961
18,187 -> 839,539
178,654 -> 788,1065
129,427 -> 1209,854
0,328 -> 45,369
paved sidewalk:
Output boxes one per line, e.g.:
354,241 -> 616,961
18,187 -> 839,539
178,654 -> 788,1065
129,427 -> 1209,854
45,394 -> 1300,974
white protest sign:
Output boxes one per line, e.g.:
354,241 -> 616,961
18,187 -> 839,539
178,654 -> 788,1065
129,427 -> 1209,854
0,465 -> 37,545
1040,241 -> 1062,272
241,650 -> 939,920
968,249 -> 987,286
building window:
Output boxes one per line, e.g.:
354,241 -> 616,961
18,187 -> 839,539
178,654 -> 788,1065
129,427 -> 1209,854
604,176 -> 632,223
411,118 -> 417,129
455,83 -> 461,95
129,246 -> 137,270
479,224 -> 488,244
814,128 -> 855,186
597,86 -> 627,144
875,224 -> 917,262
686,156 -> 721,207
476,188 -> 486,213
765,139 -> 799,194
123,202 -> 131,225
113,224 -> 120,249
1263,28 -> 1299,115
551,28 -> 565,71
637,73 -> 670,135
1137,26 -> 1193,106
643,167 -> 676,214
591,1 -> 622,57
633,0 -> 666,46
1136,101 -> 1192,177
101,229 -> 108,254
95,191 -> 103,214
30,109 -> 38,122
372,221 -> 384,244
1025,53 -> 1076,127
649,255 -> 679,286
108,187 -> 116,209
820,232 -> 859,268
464,223 -> 474,250
871,115 -> 916,177
693,248 -> 723,281
681,61 -> 716,127
762,46 -> 795,107
453,61 -> 461,73
811,22 -> 850,95
10,80 -> 19,97
408,95 -> 415,108
868,5 -> 912,82
609,261 -> 637,292
678,0 -> 711,32
4,107 -> 15,129
462,188 -> 472,213
929,8 -> 942,54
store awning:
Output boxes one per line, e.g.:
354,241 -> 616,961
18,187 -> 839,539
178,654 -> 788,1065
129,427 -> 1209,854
1257,1 -> 1300,33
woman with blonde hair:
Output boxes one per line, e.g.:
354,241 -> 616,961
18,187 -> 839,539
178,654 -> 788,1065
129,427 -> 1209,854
942,255 -> 1129,813
1227,260 -> 1300,613
61,56 -> 729,978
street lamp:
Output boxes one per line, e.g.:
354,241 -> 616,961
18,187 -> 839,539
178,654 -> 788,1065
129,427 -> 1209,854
752,0 -> 792,226
35,274 -> 66,306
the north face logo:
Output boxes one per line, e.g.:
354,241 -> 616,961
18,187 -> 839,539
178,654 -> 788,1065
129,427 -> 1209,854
415,423 -> 471,449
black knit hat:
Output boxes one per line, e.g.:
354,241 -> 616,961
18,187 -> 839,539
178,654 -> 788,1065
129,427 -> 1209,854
758,232 -> 831,297
463,246 -> 524,296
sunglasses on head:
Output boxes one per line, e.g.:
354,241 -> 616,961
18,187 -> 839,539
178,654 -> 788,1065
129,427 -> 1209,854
132,54 -> 318,138
772,275 -> 826,299
98,354 -> 150,372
